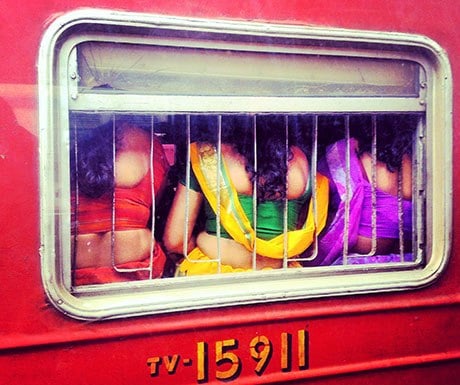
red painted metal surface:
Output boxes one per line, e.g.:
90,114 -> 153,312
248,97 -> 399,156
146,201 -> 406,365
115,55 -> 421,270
0,0 -> 459,384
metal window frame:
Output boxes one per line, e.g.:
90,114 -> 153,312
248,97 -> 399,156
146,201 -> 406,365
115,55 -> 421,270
38,8 -> 452,321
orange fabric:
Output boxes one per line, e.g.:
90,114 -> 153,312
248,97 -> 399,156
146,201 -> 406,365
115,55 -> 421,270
73,242 -> 166,285
73,138 -> 169,234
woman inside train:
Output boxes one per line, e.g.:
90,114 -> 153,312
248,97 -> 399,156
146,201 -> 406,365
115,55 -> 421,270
163,115 -> 329,276
71,117 -> 170,285
308,115 -> 414,266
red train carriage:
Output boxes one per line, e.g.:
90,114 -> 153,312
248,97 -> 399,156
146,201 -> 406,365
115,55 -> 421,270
0,1 -> 459,384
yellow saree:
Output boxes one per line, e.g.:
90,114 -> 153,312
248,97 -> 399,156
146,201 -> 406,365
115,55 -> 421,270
178,142 -> 329,275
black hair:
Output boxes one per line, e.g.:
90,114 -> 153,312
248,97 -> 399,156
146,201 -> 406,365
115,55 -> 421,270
193,114 -> 304,202
351,114 -> 415,172
70,118 -> 131,198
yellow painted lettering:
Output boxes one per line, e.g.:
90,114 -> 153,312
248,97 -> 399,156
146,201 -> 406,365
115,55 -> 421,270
280,332 -> 292,372
163,355 -> 180,374
146,356 -> 161,376
215,339 -> 241,381
298,329 -> 309,370
197,341 -> 208,383
249,335 -> 273,375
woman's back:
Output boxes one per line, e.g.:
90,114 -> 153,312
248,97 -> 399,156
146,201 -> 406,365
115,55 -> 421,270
352,150 -> 412,254
222,143 -> 309,199
163,114 -> 331,275
72,122 -> 169,282
114,125 -> 151,188
195,142 -> 311,270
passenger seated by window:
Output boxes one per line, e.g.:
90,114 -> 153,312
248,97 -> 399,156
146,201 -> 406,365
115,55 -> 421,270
163,115 -> 329,275
71,119 -> 170,285
310,115 -> 414,266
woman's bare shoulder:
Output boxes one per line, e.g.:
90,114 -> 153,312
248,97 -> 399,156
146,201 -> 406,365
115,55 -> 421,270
221,144 -> 253,194
119,124 -> 151,151
360,152 -> 412,199
287,146 -> 309,199
115,125 -> 151,188
401,155 -> 412,200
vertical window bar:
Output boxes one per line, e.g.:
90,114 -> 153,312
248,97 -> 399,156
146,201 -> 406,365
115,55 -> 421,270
283,115 -> 289,268
296,114 -> 319,263
184,115 -> 219,268
148,115 -> 156,279
294,114 -> 319,263
309,114 -> 319,260
183,114 -> 192,259
72,118 -> 79,284
415,115 -> 425,264
252,114 -> 258,270
111,115 -> 117,270
397,166 -> 405,261
369,114 -> 378,256
343,115 -> 351,264
358,115 -> 378,257
110,114 -> 155,279
216,115 -> 222,273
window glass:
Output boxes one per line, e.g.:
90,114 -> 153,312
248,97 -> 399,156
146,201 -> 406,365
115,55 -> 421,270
77,41 -> 420,97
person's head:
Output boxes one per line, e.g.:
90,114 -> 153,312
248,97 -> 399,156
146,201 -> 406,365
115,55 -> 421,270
187,114 -> 309,201
351,114 -> 415,172
71,118 -> 139,198
221,114 -> 304,202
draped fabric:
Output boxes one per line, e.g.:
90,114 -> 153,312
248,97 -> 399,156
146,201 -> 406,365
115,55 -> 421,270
72,137 -> 170,284
74,242 -> 166,285
316,138 -> 413,265
73,137 -> 169,234
177,142 -> 329,275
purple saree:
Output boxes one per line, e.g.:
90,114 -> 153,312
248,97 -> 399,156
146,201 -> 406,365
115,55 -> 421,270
316,139 -> 413,265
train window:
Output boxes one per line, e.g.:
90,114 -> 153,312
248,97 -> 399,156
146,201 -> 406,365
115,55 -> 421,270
38,9 -> 452,320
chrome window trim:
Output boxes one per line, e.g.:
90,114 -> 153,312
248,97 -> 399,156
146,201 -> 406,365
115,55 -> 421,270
38,9 -> 452,321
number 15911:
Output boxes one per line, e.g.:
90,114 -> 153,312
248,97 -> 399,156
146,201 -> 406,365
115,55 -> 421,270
196,329 -> 308,382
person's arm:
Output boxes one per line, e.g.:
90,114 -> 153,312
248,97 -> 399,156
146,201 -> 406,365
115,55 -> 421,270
401,154 -> 412,200
163,183 -> 203,255
151,136 -> 170,198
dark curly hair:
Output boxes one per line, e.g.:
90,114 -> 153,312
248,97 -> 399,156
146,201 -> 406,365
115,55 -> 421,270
351,114 -> 415,172
192,114 -> 305,202
71,119 -> 122,198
